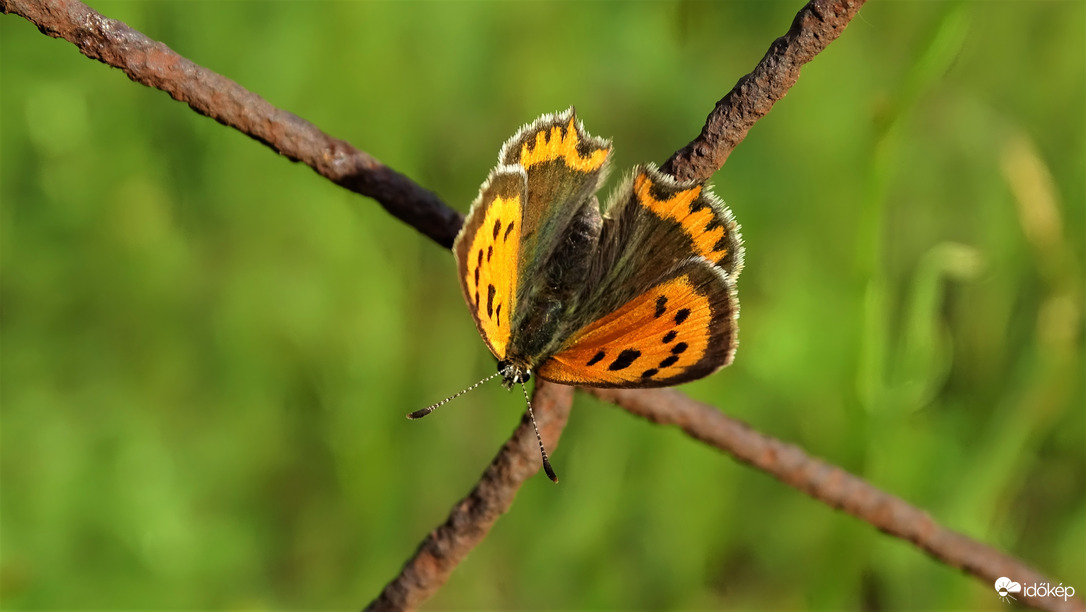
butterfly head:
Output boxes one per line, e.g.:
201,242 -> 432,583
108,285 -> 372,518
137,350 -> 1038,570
497,359 -> 531,390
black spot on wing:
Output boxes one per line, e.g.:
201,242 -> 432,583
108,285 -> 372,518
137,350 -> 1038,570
487,245 -> 493,262
474,266 -> 480,290
586,351 -> 606,366
486,284 -> 496,318
575,136 -> 599,158
608,349 -> 641,371
492,219 -> 502,239
647,179 -> 676,203
504,221 -> 515,242
662,330 -> 677,344
713,234 -> 731,254
641,368 -> 659,378
671,342 -> 688,355
495,304 -> 502,324
654,296 -> 668,318
658,355 -> 679,368
477,249 -> 483,267
703,216 -> 724,236
674,309 -> 691,325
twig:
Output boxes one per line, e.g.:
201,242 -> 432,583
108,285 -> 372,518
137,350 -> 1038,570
5,0 -> 1079,611
587,388 -> 1083,612
364,382 -> 573,611
0,0 -> 462,248
661,0 -> 867,182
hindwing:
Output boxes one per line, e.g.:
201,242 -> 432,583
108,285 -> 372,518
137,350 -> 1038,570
535,164 -> 744,387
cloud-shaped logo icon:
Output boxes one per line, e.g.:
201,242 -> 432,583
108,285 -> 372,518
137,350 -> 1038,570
994,577 -> 1022,602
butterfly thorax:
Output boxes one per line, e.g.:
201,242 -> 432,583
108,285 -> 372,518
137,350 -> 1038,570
506,290 -> 581,359
503,194 -> 604,369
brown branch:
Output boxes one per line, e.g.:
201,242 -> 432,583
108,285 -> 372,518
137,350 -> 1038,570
0,0 -> 462,249
661,0 -> 867,182
588,388 -> 1084,612
365,381 -> 574,611
6,1 -> 1079,611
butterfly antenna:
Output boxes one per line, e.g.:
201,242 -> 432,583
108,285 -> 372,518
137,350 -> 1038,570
407,371 -> 502,420
521,382 -> 558,483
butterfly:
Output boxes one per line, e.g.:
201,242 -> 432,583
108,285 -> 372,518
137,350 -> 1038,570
410,108 -> 743,482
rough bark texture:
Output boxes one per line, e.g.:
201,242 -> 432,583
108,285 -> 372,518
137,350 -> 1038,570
661,0 -> 867,182
364,382 -> 574,612
587,388 -> 1082,612
0,0 -> 462,248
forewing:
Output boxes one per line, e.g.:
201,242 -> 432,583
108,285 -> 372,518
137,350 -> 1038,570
453,169 -> 526,360
453,108 -> 613,362
497,107 -> 612,303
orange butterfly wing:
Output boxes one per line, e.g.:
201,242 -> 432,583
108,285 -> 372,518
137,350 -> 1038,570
453,170 -> 525,360
536,165 -> 743,387
453,108 -> 612,363
536,258 -> 736,387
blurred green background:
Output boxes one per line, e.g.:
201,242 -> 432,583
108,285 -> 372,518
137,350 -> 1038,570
2,1 -> 1083,609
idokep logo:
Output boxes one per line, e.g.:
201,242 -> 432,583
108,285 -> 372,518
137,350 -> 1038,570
994,577 -> 1021,602
995,577 -> 1076,603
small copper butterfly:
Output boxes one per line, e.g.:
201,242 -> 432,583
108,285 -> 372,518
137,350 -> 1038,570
410,108 -> 744,481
